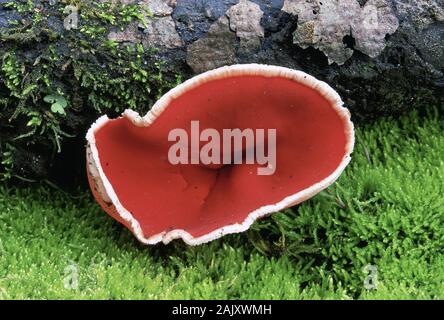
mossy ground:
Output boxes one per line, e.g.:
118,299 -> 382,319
0,108 -> 443,299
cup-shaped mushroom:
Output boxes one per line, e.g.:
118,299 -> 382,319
86,64 -> 354,245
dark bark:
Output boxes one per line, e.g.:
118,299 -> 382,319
172,0 -> 444,121
0,0 -> 443,185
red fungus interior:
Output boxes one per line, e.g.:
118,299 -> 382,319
93,75 -> 348,238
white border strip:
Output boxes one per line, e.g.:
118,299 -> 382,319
86,64 -> 355,246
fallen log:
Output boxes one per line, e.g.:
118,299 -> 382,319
0,0 -> 443,184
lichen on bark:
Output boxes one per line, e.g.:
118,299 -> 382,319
282,0 -> 399,65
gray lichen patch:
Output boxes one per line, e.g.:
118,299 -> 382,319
106,0 -> 183,49
226,0 -> 264,53
187,0 -> 265,73
187,16 -> 238,74
139,0 -> 183,49
140,0 -> 174,16
353,0 -> 399,59
282,0 -> 399,65
108,22 -> 141,43
142,16 -> 183,49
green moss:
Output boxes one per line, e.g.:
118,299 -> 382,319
0,108 -> 443,299
0,0 -> 180,180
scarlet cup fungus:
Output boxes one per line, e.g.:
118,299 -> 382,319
86,64 -> 354,245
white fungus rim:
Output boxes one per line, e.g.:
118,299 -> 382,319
86,64 -> 355,246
